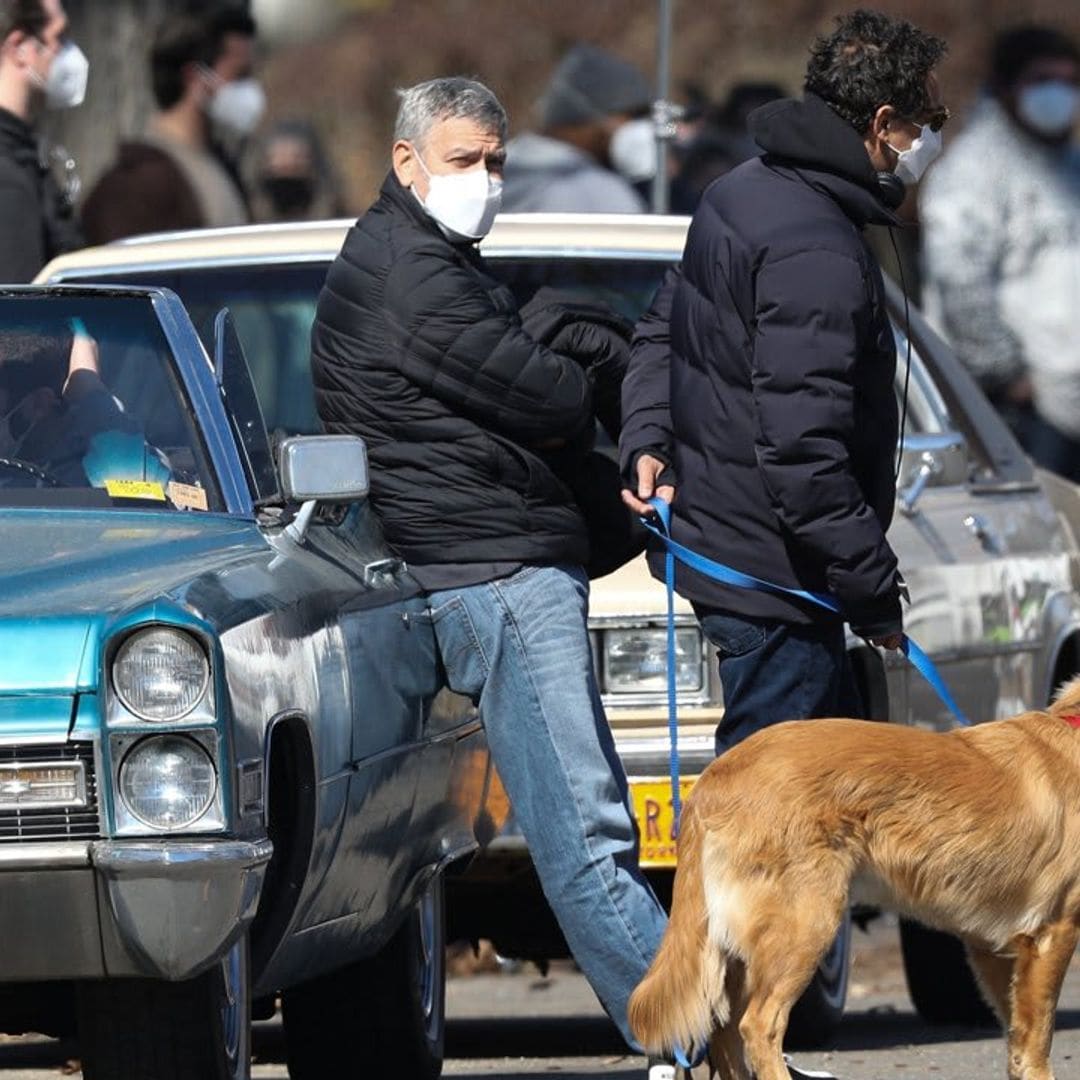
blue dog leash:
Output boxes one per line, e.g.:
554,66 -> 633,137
642,496 -> 969,833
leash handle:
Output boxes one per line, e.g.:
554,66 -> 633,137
644,495 -> 969,829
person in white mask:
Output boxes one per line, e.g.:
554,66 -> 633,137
501,43 -> 653,213
310,77 -> 672,1075
0,0 -> 85,282
921,25 -> 1080,481
81,6 -> 262,244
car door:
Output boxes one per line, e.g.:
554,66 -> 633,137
885,298 -> 1071,730
214,311 -> 452,932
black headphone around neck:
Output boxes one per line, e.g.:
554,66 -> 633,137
876,171 -> 906,210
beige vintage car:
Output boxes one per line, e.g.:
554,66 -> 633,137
39,213 -> 1080,1036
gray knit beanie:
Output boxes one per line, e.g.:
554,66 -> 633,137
537,43 -> 653,128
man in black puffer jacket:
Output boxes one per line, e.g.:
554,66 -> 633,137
621,11 -> 949,756
310,77 -> 668,1065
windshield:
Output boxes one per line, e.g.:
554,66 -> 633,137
0,295 -> 221,511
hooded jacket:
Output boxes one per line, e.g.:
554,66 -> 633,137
310,171 -> 599,568
0,107 -> 81,283
501,132 -> 645,214
620,93 -> 903,636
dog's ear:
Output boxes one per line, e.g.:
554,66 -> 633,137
1049,675 -> 1080,715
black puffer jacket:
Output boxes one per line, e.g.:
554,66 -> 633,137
311,171 -> 597,566
620,93 -> 903,636
0,108 -> 81,283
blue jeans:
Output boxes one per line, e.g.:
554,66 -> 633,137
427,564 -> 666,1048
697,610 -> 864,756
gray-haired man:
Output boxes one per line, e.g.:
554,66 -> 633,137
310,77 -> 674,1077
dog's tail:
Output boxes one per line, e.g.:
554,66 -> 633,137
629,800 -> 729,1057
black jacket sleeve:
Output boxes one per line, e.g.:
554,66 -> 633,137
383,241 -> 593,443
518,288 -> 632,442
752,249 -> 901,637
619,265 -> 680,486
0,170 -> 46,283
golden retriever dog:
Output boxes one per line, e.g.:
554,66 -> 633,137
629,678 -> 1080,1080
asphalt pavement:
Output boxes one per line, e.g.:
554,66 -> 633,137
2,915 -> 1079,1078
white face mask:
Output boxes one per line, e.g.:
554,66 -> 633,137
886,122 -> 943,185
1016,81 -> 1080,138
609,117 -> 657,182
208,78 -> 266,137
28,40 -> 89,109
414,150 -> 503,240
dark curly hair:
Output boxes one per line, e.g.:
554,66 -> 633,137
804,9 -> 947,134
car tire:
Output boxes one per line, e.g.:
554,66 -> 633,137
77,934 -> 251,1080
283,873 -> 446,1080
785,910 -> 851,1048
899,917 -> 998,1027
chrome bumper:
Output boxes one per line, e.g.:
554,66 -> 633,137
0,837 -> 272,981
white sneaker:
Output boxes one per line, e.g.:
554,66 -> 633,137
647,1060 -> 677,1080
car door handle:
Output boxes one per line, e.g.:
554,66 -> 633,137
363,557 -> 406,587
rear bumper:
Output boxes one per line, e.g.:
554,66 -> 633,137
0,837 -> 272,981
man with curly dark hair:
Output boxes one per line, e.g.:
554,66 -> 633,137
622,16 -> 946,1065
623,6 -> 949,738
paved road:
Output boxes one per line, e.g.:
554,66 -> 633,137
2,916 -> 1079,1078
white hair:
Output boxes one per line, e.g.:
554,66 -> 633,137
394,77 -> 508,148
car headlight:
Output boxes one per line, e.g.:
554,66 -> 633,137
112,627 -> 209,721
119,735 -> 217,830
604,627 -> 703,693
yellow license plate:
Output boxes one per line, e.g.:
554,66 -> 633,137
631,779 -> 696,868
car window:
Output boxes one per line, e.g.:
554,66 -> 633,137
489,255 -> 671,323
214,309 -> 279,505
64,255 -> 962,466
0,295 -> 221,511
75,265 -> 326,437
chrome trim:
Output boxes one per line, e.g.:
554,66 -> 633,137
49,252 -> 338,278
0,759 -> 86,810
484,245 -> 677,261
0,839 -> 91,868
92,837 -> 272,980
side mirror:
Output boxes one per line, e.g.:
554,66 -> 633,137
277,435 -> 369,541
897,431 -> 967,516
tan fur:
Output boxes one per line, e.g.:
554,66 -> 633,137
629,677 -> 1080,1080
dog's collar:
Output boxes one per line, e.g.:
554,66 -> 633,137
1062,715 -> 1080,729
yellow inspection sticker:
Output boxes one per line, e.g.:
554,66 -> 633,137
104,479 -> 166,501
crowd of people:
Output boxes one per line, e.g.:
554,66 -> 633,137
1,2 -> 1080,1078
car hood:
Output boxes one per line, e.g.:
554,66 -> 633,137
0,510 -> 265,707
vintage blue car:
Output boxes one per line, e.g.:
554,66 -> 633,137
0,286 -> 499,1080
